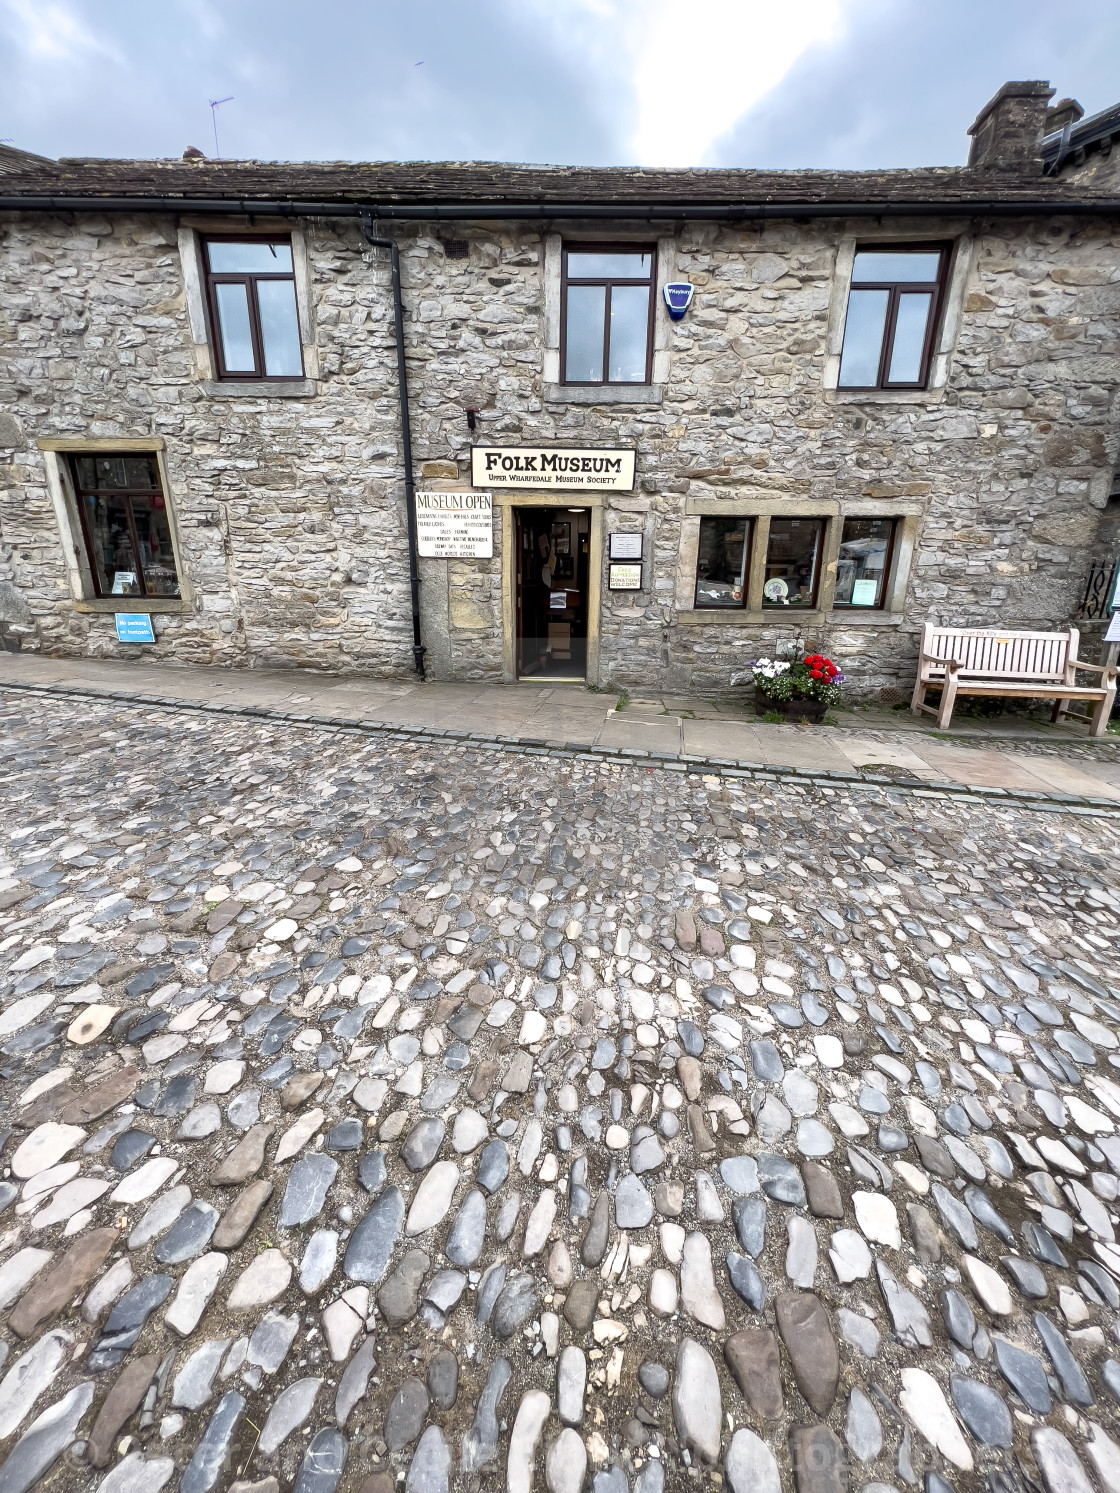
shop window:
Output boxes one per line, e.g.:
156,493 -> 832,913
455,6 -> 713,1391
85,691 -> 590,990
763,518 -> 824,608
69,453 -> 181,599
837,245 -> 949,390
562,246 -> 655,385
694,516 -> 751,608
204,237 -> 304,380
834,517 -> 898,608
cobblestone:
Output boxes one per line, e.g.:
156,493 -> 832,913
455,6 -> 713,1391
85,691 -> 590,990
0,691 -> 1119,1493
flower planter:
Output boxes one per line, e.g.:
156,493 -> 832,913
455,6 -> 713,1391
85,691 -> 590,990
754,691 -> 827,724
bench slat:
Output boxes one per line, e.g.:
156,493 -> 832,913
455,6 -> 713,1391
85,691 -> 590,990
923,626 -> 1071,682
945,682 -> 1106,699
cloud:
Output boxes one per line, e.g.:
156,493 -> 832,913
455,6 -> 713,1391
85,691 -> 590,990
0,0 -> 1115,171
711,0 -> 1120,169
519,0 -> 852,165
628,0 -> 848,165
0,0 -> 119,63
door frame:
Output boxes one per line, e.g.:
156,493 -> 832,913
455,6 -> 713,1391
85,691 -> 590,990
497,492 -> 604,684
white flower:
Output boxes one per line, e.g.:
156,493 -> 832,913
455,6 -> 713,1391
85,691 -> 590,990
749,658 -> 790,680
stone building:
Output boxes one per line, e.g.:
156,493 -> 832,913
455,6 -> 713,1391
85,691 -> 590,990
0,79 -> 1118,700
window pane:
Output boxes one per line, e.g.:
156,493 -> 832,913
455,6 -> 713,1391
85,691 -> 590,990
763,519 -> 823,608
257,279 -> 304,377
73,454 -> 160,491
694,517 -> 749,608
83,493 -> 140,596
852,251 -> 941,283
887,292 -> 934,383
564,285 -> 606,381
207,241 -> 293,274
129,494 -> 181,598
835,517 -> 894,607
215,282 -> 256,372
567,251 -> 651,279
837,289 -> 889,388
608,285 -> 650,383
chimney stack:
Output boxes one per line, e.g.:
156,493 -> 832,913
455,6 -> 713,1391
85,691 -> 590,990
1046,97 -> 1084,134
967,81 -> 1055,171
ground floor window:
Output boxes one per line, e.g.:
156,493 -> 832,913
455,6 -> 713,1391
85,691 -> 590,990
70,452 -> 181,599
763,518 -> 824,608
694,516 -> 751,608
834,516 -> 897,608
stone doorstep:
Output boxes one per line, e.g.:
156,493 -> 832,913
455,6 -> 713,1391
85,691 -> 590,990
0,676 -> 1116,817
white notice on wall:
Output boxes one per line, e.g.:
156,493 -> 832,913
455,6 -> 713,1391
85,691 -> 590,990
1105,611 -> 1120,643
415,492 -> 494,558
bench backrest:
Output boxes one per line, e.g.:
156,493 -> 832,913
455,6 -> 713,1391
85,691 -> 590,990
920,623 -> 1077,681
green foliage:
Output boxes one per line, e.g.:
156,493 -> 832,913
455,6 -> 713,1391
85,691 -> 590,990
754,659 -> 844,709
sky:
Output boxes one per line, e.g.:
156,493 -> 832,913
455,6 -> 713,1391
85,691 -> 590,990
2,0 -> 1119,172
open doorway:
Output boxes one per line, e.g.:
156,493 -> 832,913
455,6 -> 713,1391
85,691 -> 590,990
515,506 -> 591,680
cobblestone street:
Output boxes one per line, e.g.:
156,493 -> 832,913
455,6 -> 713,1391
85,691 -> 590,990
3,689 -> 1120,1493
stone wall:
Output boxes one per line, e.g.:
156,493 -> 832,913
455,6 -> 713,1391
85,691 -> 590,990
1061,146 -> 1120,194
0,207 -> 1118,699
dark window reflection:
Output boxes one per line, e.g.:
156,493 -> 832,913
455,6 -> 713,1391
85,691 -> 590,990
835,517 -> 896,608
763,519 -> 824,608
70,453 -> 181,599
694,516 -> 750,608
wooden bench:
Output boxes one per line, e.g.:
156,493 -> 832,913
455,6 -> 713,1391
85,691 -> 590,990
911,623 -> 1118,736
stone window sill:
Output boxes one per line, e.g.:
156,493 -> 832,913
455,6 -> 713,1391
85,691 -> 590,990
73,598 -> 190,614
824,387 -> 945,406
677,608 -> 905,627
828,610 -> 907,626
544,384 -> 662,406
201,379 -> 317,399
678,609 -> 823,627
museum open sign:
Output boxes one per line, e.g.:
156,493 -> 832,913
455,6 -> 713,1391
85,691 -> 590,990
470,445 -> 635,492
415,492 -> 494,558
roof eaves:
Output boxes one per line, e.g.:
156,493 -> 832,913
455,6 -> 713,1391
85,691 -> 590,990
1041,100 -> 1120,164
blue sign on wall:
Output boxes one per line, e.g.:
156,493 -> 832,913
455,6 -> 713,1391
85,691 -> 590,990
663,282 -> 695,321
115,613 -> 156,644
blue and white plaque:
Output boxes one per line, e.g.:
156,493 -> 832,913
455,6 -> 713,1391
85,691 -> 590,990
663,282 -> 695,321
115,613 -> 156,644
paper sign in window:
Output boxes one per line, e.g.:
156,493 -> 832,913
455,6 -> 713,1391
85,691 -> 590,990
851,578 -> 879,606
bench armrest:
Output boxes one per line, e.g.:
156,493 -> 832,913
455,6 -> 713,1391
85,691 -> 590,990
1071,660 -> 1118,679
919,650 -> 960,674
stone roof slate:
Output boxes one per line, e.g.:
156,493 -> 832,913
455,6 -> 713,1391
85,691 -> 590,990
0,146 -> 1116,207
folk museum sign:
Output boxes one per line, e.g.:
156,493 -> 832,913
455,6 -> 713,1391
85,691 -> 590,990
470,446 -> 635,492
415,491 -> 494,558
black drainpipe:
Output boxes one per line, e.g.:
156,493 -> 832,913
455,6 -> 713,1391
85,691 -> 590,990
359,213 -> 425,680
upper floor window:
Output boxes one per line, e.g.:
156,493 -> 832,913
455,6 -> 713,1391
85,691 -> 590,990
204,237 -> 304,380
837,245 -> 949,390
69,452 -> 181,598
562,246 -> 655,385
